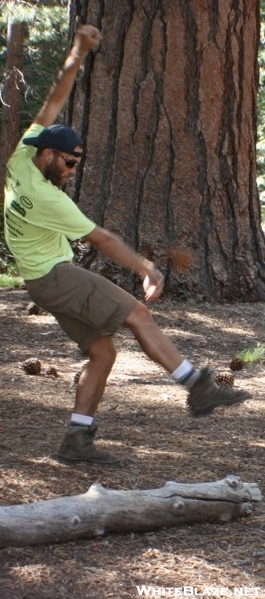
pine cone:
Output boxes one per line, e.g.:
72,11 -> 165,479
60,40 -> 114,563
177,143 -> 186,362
230,357 -> 244,371
27,302 -> 41,315
168,246 -> 195,272
215,373 -> 235,387
72,371 -> 81,385
45,366 -> 59,378
21,358 -> 41,375
71,360 -> 89,387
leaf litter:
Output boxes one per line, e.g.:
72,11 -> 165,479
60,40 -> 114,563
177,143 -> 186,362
0,287 -> 264,598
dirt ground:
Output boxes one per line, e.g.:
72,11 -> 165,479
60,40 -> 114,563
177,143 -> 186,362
0,286 -> 265,599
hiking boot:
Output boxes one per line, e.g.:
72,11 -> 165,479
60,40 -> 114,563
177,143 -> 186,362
187,367 -> 251,417
56,424 -> 119,465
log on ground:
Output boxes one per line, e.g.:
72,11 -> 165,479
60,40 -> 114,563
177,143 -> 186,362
0,475 -> 262,548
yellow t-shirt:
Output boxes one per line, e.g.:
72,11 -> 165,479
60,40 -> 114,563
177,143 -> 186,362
4,123 -> 96,280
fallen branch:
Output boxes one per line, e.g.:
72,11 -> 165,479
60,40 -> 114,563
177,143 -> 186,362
0,475 -> 262,548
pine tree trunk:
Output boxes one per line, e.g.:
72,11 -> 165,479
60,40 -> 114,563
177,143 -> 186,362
0,19 -> 26,205
68,0 -> 265,301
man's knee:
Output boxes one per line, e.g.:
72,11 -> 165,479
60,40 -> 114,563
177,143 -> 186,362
124,300 -> 152,327
86,336 -> 117,369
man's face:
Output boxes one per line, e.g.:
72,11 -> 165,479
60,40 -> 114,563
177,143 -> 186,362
44,147 -> 83,188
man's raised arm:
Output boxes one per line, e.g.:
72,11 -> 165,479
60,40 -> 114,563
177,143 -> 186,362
34,25 -> 102,127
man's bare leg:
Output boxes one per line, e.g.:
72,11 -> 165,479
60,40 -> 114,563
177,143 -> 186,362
57,335 -> 118,464
124,301 -> 251,416
74,335 -> 117,416
57,300 -> 250,463
73,301 -> 186,420
72,301 -> 184,422
124,301 -> 185,372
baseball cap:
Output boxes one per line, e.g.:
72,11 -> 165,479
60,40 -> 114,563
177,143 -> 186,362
23,124 -> 84,157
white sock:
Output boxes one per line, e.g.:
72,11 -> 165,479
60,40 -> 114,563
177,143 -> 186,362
70,413 -> 94,426
172,359 -> 199,388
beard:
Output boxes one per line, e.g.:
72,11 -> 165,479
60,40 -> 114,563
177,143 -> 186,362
43,159 -> 65,188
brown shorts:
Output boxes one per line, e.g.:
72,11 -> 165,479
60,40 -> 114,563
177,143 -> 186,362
26,262 -> 137,352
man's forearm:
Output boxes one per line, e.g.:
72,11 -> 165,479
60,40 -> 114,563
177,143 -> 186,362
86,227 -> 154,278
34,53 -> 85,125
34,25 -> 102,127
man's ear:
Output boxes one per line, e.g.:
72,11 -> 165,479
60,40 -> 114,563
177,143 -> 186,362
42,148 -> 54,164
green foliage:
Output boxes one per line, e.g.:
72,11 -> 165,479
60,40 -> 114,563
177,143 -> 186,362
0,0 -> 69,132
0,225 -> 22,286
238,343 -> 265,363
1,1 -> 37,24
0,220 -> 20,281
0,273 -> 23,288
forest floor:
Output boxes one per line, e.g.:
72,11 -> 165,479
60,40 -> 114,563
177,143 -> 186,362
0,287 -> 265,599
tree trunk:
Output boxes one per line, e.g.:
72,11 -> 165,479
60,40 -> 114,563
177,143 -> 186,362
0,475 -> 262,548
68,0 -> 265,301
0,17 -> 26,205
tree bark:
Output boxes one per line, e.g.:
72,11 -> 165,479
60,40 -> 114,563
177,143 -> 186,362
0,18 -> 26,205
68,0 -> 265,301
0,475 -> 262,548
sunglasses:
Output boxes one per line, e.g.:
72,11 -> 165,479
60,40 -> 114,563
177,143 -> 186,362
57,154 -> 81,169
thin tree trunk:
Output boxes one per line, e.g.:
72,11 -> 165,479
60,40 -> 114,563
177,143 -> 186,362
0,18 -> 26,205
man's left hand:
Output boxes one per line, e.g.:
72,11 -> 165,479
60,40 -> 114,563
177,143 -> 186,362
143,268 -> 165,301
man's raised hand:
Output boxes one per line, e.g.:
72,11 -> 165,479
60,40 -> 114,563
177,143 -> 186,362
73,25 -> 102,56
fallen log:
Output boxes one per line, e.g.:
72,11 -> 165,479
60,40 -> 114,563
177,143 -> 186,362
0,475 -> 262,548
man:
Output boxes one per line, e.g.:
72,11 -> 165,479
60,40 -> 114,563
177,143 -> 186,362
4,25 -> 250,465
